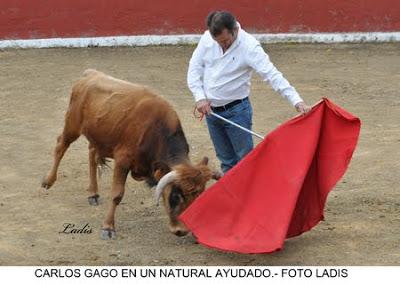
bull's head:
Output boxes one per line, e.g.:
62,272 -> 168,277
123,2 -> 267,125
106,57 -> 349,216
154,157 -> 221,236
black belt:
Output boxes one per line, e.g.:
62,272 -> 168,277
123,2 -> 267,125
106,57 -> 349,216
211,97 -> 248,112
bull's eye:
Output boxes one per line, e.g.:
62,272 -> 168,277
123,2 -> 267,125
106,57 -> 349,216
184,188 -> 201,198
168,185 -> 184,209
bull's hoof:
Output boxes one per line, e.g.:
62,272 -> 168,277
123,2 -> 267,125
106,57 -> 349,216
88,194 -> 100,206
100,228 -> 116,240
41,177 -> 53,189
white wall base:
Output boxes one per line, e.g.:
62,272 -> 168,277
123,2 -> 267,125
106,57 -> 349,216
1,32 -> 399,49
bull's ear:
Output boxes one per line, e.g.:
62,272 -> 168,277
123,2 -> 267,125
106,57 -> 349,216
198,156 -> 209,166
153,161 -> 171,182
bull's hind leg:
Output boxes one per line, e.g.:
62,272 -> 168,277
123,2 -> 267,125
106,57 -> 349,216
101,157 -> 129,240
87,144 -> 100,205
42,131 -> 80,189
42,105 -> 81,189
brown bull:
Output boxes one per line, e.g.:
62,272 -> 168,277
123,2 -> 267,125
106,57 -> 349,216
42,69 -> 219,239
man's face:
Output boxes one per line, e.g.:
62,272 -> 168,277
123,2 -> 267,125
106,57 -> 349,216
212,27 -> 238,52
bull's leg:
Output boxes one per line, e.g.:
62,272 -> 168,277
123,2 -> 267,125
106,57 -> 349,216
101,159 -> 129,240
42,100 -> 82,189
42,132 -> 79,189
87,144 -> 100,205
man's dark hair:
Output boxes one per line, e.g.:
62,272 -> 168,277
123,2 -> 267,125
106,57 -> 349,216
206,11 -> 237,37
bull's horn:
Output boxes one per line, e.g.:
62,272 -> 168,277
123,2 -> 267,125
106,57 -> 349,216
155,171 -> 177,206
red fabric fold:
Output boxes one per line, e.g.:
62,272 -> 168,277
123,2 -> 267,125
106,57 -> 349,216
180,98 -> 361,253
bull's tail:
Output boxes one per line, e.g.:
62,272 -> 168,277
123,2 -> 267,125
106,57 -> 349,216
97,156 -> 112,178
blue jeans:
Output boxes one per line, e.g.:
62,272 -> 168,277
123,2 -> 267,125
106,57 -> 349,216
206,98 -> 254,173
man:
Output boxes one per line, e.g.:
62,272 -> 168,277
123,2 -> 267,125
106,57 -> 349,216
187,11 -> 311,173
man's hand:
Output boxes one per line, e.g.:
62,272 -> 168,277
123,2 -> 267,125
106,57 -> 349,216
196,99 -> 211,115
295,101 -> 312,115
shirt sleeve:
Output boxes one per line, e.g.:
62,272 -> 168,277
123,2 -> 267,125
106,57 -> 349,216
246,43 -> 303,107
187,34 -> 207,102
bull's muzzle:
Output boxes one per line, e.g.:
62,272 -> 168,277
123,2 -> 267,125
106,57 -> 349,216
173,229 -> 189,237
170,223 -> 189,237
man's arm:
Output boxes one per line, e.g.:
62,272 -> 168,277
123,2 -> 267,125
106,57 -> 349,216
246,44 -> 311,114
187,35 -> 212,114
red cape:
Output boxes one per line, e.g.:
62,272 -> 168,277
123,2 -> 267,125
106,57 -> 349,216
180,98 -> 361,254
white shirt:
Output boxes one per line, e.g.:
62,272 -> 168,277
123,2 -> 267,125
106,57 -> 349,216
187,25 -> 303,107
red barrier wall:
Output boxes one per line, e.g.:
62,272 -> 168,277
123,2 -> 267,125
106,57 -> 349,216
1,0 -> 399,40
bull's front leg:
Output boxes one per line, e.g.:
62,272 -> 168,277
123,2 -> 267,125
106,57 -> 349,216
101,159 -> 129,240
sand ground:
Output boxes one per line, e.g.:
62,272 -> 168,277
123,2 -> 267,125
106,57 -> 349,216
0,43 -> 399,265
